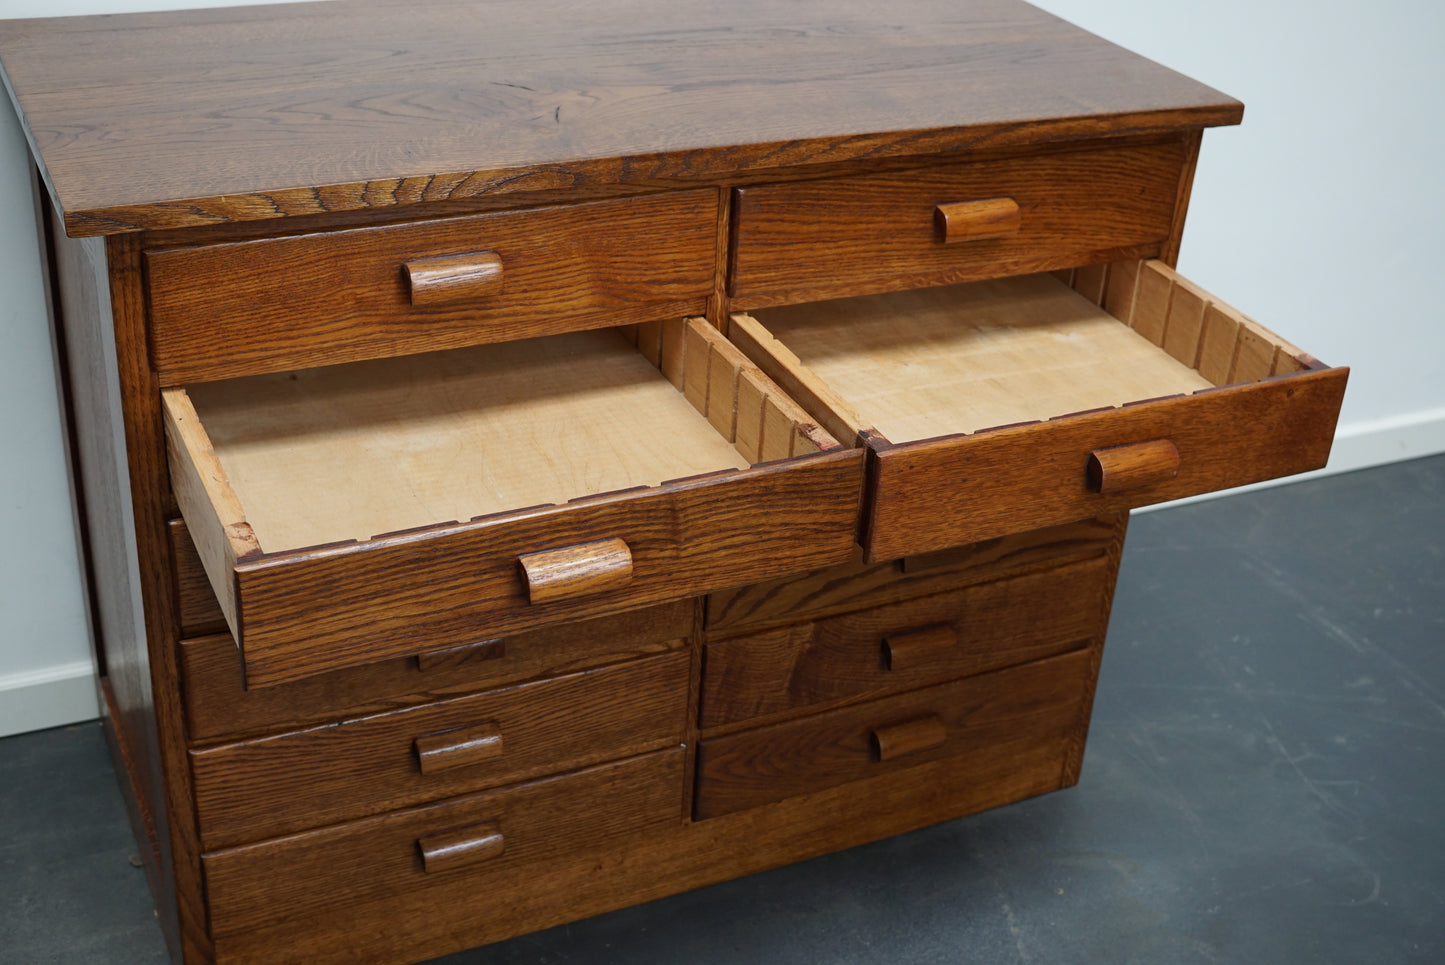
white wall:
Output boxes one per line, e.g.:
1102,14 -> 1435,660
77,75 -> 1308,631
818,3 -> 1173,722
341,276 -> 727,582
1,0 -> 1441,735
1033,0 -> 1445,468
0,0 -> 282,736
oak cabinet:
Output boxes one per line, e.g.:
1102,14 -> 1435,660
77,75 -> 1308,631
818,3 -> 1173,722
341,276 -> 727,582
0,2 -> 1345,962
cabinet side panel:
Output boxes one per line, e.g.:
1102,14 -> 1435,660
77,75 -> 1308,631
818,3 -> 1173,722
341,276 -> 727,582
48,202 -> 211,961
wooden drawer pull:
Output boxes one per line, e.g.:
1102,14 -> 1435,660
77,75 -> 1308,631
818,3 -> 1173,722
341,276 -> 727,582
414,722 -> 504,774
404,250 -> 504,306
414,637 -> 506,672
934,198 -> 1021,244
871,715 -> 948,762
1088,439 -> 1181,494
519,537 -> 633,604
882,625 -> 958,671
417,823 -> 505,873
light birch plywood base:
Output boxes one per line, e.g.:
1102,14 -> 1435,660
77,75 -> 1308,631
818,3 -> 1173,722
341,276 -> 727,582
186,329 -> 750,552
753,274 -> 1214,443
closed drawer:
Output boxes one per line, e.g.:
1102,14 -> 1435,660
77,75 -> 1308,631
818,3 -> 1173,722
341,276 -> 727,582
705,514 -> 1123,634
146,190 -> 718,384
728,139 -> 1185,308
191,650 -> 688,848
701,556 -> 1107,729
694,648 -> 1093,820
732,259 -> 1348,560
164,321 -> 863,687
179,596 -> 692,743
203,748 -> 683,939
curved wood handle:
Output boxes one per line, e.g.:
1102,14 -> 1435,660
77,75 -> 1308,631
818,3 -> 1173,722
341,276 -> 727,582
1088,439 -> 1181,494
934,198 -> 1021,244
405,250 -> 504,305
417,823 -> 504,873
881,625 -> 958,671
414,722 -> 503,774
414,638 -> 505,672
519,537 -> 633,604
871,715 -> 948,762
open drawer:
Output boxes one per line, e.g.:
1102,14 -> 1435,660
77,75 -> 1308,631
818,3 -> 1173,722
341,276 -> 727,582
163,320 -> 863,687
731,259 -> 1347,561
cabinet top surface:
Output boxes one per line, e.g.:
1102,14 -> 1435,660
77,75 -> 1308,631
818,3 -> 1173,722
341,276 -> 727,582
0,0 -> 1240,237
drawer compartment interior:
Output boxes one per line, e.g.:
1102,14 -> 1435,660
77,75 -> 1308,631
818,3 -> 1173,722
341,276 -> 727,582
164,321 -> 864,687
732,259 -> 1348,557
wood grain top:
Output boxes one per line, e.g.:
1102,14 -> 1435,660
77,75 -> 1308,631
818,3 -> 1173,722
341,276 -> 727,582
0,0 -> 1241,236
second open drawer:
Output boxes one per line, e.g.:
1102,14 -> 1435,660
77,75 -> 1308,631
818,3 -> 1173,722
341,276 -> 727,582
732,259 -> 1348,561
163,320 -> 864,687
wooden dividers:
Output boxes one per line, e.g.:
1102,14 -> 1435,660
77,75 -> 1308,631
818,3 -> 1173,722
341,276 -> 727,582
1073,259 -> 1317,385
627,318 -> 841,464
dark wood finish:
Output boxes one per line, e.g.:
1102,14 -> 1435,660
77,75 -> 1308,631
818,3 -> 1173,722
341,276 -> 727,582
146,191 -> 717,383
1088,439 -> 1182,493
700,557 -> 1106,729
729,139 -> 1185,307
934,197 -> 1022,244
0,0 -> 1239,237
866,367 -> 1348,560
178,600 -> 692,743
202,749 -> 684,939
223,449 -> 862,687
706,516 -> 1120,634
519,537 -> 634,604
694,649 -> 1092,819
405,250 -> 504,306
190,651 -> 689,847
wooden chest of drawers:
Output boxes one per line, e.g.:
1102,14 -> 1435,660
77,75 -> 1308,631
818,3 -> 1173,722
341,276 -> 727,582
0,2 -> 1347,962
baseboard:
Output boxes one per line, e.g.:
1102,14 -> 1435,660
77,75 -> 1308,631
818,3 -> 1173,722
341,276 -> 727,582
1139,406 -> 1445,513
0,659 -> 99,738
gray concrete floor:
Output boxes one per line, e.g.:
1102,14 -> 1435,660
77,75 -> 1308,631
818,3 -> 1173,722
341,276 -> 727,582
3,455 -> 1442,964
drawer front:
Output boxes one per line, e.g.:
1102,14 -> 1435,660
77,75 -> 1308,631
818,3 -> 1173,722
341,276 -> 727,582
147,190 -> 718,384
231,449 -> 862,687
694,649 -> 1093,819
701,556 -> 1107,729
705,514 -> 1123,633
191,650 -> 689,848
179,597 -> 693,742
203,749 -> 683,939
729,140 -> 1184,308
866,367 -> 1346,559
